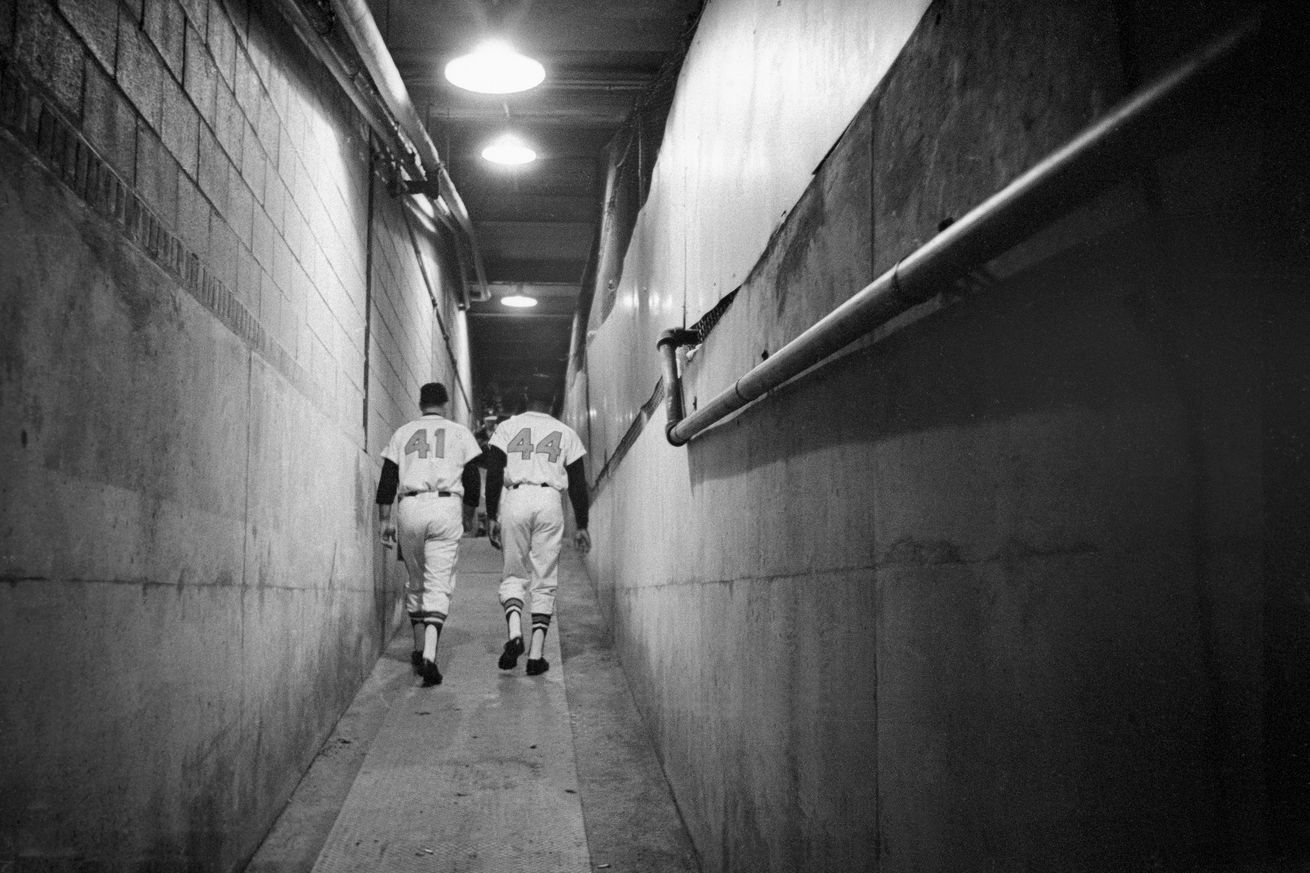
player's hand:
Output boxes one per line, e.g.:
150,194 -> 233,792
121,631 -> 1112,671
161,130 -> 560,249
380,520 -> 397,549
574,529 -> 591,555
488,520 -> 502,550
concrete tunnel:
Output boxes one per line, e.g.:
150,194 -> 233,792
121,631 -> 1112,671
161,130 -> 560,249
2,0 -> 1309,870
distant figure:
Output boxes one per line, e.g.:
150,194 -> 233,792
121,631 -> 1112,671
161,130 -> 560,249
484,387 -> 590,676
471,425 -> 494,537
375,382 -> 482,686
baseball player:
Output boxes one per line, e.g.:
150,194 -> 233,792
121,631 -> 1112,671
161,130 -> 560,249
484,387 -> 590,676
375,382 -> 482,685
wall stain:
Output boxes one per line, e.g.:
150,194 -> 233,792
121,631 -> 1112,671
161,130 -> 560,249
79,215 -> 183,344
773,186 -> 826,319
354,465 -> 373,528
879,536 -> 964,566
0,274 -> 26,380
989,537 -> 1100,563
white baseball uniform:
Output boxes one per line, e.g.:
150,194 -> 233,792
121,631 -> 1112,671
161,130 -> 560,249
488,411 -> 586,631
382,413 -> 482,626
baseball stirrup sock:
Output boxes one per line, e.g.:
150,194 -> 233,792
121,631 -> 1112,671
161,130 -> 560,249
502,598 -> 524,640
410,610 -> 447,629
409,611 -> 446,662
529,613 -> 551,659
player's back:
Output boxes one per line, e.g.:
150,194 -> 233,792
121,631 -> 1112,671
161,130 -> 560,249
385,414 -> 480,495
490,411 -> 584,489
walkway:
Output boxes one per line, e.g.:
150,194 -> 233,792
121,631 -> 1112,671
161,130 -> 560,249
247,539 -> 699,873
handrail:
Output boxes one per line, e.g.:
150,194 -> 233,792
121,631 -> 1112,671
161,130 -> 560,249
659,11 -> 1262,446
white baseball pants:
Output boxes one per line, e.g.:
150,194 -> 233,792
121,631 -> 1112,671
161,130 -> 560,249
397,492 -> 463,623
497,486 -> 564,618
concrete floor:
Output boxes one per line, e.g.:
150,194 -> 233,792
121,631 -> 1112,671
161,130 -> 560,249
245,538 -> 699,873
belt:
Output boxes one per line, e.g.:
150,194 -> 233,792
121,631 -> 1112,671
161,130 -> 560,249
507,483 -> 553,490
401,490 -> 453,498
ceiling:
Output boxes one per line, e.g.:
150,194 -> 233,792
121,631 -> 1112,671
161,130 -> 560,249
366,0 -> 702,421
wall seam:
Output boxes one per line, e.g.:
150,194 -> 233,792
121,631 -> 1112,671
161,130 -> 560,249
398,202 -> 472,412
362,143 -> 375,450
868,95 -> 883,870
1108,2 -> 1240,860
239,347 -> 253,811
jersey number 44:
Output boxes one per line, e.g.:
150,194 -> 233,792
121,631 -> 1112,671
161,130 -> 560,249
506,428 -> 562,463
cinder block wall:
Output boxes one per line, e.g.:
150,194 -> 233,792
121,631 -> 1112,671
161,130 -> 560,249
0,0 -> 468,868
570,0 -> 1309,870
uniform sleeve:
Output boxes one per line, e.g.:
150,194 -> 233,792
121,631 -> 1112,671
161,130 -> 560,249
461,461 -> 481,508
563,426 -> 585,465
375,459 -> 399,505
484,446 -> 507,520
565,458 -> 588,529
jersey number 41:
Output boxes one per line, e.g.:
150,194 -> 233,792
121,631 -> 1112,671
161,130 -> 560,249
404,428 -> 446,459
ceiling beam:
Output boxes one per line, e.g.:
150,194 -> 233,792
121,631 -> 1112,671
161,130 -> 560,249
395,55 -> 657,90
376,0 -> 698,56
459,192 -> 596,223
451,159 -> 599,194
423,105 -> 636,128
468,316 -> 576,332
473,347 -> 572,359
477,219 -> 595,238
435,126 -> 613,159
478,230 -> 592,262
481,281 -> 580,296
479,258 -> 588,284
469,311 -> 576,320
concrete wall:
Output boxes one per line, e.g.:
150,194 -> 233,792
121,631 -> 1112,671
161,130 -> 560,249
569,0 -> 1309,870
582,0 -> 930,461
0,0 -> 469,868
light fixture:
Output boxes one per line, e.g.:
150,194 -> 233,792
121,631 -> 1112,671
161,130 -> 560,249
481,133 -> 537,165
444,40 -> 545,94
501,294 -> 538,308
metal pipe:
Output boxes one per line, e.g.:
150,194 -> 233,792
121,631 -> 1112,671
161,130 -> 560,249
333,0 -> 491,305
657,329 -> 698,444
272,0 -> 486,309
662,11 -> 1262,446
270,0 -> 405,166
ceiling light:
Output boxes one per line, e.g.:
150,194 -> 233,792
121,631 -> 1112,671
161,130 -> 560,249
501,294 -> 538,308
444,40 -> 545,94
481,133 -> 537,165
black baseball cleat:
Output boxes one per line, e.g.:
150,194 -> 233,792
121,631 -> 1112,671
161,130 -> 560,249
410,650 -> 423,674
525,658 -> 550,676
419,658 -> 442,686
498,636 -> 525,670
